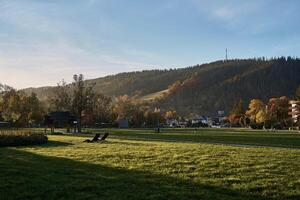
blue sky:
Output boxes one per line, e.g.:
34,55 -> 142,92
0,0 -> 299,88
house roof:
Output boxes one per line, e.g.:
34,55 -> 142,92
44,111 -> 76,123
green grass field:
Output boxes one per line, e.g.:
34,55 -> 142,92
0,128 -> 300,199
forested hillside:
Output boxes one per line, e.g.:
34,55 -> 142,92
156,58 -> 300,115
23,57 -> 300,116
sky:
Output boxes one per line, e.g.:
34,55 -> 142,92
0,0 -> 300,89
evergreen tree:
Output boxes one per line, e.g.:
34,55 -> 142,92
296,86 -> 300,100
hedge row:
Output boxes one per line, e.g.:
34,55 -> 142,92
0,130 -> 48,147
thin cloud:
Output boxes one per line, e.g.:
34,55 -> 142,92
0,38 -> 154,88
0,0 -> 158,88
0,0 -> 59,34
0,0 -> 299,88
190,0 -> 272,33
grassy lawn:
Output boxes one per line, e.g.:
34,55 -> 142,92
0,128 -> 300,199
87,128 -> 300,148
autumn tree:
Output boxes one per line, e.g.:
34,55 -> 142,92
245,99 -> 265,123
112,95 -> 137,121
83,93 -> 112,126
267,96 -> 290,128
228,114 -> 241,126
49,75 -> 114,131
112,95 -> 144,127
164,110 -> 178,119
71,74 -> 96,132
50,80 -> 71,111
228,99 -> 244,126
0,90 -> 44,126
26,92 -> 45,125
0,89 -> 23,125
112,95 -> 165,127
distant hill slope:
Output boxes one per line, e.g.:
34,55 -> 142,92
23,58 -> 300,115
155,58 -> 300,115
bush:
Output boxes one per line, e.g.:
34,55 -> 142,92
250,123 -> 264,129
0,130 -> 48,147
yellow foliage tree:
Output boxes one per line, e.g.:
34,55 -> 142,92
164,110 -> 178,119
255,109 -> 267,124
246,99 -> 265,123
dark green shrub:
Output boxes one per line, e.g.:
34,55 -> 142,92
0,130 -> 48,147
250,123 -> 264,129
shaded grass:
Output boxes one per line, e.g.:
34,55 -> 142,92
0,148 -> 263,200
1,134 -> 300,199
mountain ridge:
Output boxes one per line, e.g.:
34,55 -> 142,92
22,58 -> 300,115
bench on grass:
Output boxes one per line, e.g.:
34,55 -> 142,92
83,133 -> 109,143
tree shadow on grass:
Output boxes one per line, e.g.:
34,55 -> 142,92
0,148 -> 285,200
42,140 -> 74,148
10,140 -> 74,149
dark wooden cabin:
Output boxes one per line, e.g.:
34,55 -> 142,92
44,111 -> 76,133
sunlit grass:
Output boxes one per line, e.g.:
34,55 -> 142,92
0,130 -> 47,147
1,130 -> 300,199
86,128 -> 300,148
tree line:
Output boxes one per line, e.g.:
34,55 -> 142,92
227,86 -> 300,129
0,86 -> 44,126
1,68 -> 300,130
0,75 -> 174,130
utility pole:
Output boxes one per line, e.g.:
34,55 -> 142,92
225,48 -> 228,61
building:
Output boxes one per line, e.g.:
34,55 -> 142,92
166,118 -> 179,127
191,116 -> 209,127
117,119 -> 129,128
217,110 -> 226,124
44,111 -> 76,133
289,100 -> 300,124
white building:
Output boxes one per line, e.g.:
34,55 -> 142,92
166,118 -> 179,127
289,100 -> 300,123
